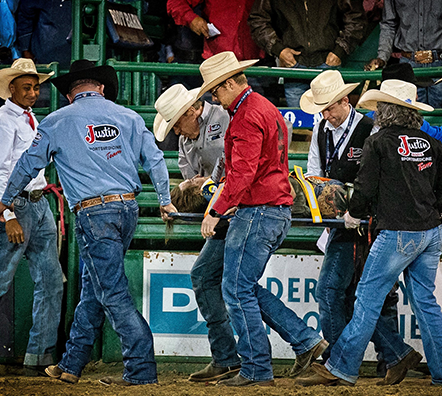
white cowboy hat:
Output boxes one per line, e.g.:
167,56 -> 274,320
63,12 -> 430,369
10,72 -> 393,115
300,70 -> 360,114
198,51 -> 259,98
154,84 -> 200,142
0,58 -> 55,100
357,79 -> 434,112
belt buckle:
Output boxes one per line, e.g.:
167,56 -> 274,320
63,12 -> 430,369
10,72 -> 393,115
29,190 -> 44,203
414,50 -> 433,64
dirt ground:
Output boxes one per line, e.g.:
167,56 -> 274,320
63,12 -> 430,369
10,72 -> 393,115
1,361 -> 442,396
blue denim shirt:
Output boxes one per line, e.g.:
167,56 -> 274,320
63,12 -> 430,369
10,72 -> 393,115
2,94 -> 171,210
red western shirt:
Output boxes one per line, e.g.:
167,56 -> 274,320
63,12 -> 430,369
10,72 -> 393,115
213,87 -> 293,215
167,0 -> 264,61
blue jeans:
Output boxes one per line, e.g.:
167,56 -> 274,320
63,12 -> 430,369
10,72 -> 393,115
326,227 -> 442,385
400,56 -> 442,108
284,63 -> 332,107
222,206 -> 323,381
59,200 -> 157,384
0,196 -> 63,366
317,228 -> 412,366
190,238 -> 240,367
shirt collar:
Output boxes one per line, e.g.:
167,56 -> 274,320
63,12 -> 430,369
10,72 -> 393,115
5,98 -> 32,116
73,91 -> 105,102
227,86 -> 251,116
198,101 -> 210,126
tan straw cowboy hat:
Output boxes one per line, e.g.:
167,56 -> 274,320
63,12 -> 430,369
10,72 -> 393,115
154,84 -> 200,142
198,51 -> 259,98
357,79 -> 434,112
300,70 -> 360,114
0,58 -> 54,100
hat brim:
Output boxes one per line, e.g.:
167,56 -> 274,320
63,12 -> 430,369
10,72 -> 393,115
50,65 -> 119,102
0,69 -> 54,100
197,59 -> 259,98
300,82 -> 360,114
153,88 -> 200,142
357,89 -> 434,112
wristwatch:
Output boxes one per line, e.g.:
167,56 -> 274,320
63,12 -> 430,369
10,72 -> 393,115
209,208 -> 221,218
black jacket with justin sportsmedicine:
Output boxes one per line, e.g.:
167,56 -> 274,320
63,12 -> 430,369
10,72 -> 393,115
349,125 -> 442,231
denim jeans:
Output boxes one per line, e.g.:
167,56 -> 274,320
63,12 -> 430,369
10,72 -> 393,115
222,206 -> 323,381
0,196 -> 63,366
284,63 -> 332,107
317,228 -> 413,365
400,56 -> 442,108
326,226 -> 442,385
59,200 -> 157,384
190,238 -> 240,367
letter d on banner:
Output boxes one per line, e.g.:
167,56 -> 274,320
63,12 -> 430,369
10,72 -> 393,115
163,288 -> 198,312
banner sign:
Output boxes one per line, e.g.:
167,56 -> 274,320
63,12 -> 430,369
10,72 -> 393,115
143,252 -> 442,361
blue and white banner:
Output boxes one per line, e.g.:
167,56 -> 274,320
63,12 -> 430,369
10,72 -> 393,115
143,252 -> 442,361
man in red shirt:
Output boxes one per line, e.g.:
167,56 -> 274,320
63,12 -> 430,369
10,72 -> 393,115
167,0 -> 264,61
199,52 -> 328,386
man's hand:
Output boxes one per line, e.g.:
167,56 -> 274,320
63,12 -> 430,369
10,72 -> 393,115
201,214 -> 220,238
325,52 -> 342,67
160,203 -> 178,222
343,211 -> 361,229
364,58 -> 385,71
189,16 -> 209,39
279,48 -> 301,68
5,219 -> 25,244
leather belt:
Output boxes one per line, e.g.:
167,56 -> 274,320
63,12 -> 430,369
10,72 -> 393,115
401,50 -> 442,64
19,190 -> 44,203
238,204 -> 291,209
74,193 -> 135,214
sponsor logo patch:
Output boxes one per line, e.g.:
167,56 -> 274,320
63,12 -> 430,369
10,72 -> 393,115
397,135 -> 430,157
207,123 -> 221,134
85,124 -> 120,144
347,147 -> 362,159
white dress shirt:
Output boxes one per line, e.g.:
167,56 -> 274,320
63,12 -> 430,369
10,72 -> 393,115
0,99 -> 47,220
305,107 -> 363,177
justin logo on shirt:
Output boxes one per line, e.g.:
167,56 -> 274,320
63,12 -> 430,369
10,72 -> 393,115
398,135 -> 430,157
347,147 -> 362,159
85,124 -> 120,144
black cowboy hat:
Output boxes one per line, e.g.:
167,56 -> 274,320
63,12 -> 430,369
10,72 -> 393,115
382,63 -> 434,88
51,59 -> 119,101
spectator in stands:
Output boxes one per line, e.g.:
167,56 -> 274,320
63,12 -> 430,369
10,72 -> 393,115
0,58 -> 63,377
154,84 -> 228,179
368,63 -> 442,141
365,0 -> 442,108
248,0 -> 367,107
298,79 -> 442,388
167,0 -> 264,62
0,0 -> 20,64
199,51 -> 328,387
0,59 -> 177,386
301,70 -> 421,385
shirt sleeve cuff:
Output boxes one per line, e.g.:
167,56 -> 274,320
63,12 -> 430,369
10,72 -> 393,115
4,209 -> 16,221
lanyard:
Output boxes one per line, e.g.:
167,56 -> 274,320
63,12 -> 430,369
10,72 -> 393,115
230,88 -> 253,121
325,107 -> 355,177
73,92 -> 103,102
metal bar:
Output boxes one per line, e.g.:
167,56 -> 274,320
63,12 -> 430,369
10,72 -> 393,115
96,0 -> 107,65
168,212 -> 369,228
72,0 -> 83,61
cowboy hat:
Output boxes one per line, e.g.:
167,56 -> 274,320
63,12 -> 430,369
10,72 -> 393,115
154,84 -> 200,142
0,58 -> 54,100
357,79 -> 434,112
300,70 -> 360,114
381,63 -> 434,87
198,51 -> 258,98
50,59 -> 118,101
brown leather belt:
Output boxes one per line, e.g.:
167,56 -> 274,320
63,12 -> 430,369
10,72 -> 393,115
74,193 -> 135,214
401,50 -> 442,64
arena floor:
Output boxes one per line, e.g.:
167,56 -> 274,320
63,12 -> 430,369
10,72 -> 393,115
1,361 -> 441,396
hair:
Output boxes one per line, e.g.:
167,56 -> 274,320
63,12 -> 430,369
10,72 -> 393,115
68,78 -> 101,93
375,102 -> 423,130
192,100 -> 203,111
228,72 -> 248,86
170,184 -> 208,213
